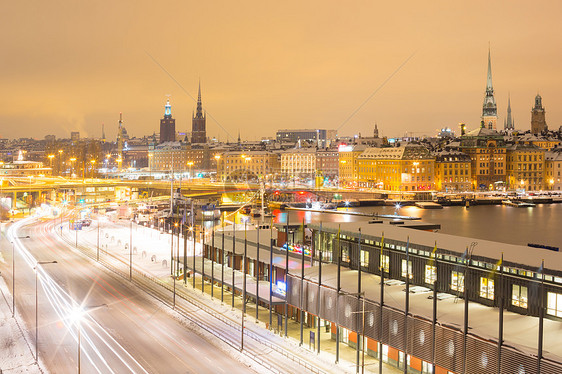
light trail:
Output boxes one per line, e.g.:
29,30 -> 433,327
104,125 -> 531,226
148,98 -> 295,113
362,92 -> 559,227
7,215 -> 149,374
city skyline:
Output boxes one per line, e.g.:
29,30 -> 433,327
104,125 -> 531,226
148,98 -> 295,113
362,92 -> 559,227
1,1 -> 561,141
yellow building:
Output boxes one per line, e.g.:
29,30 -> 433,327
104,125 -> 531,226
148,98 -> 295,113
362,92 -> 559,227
434,151 -> 472,192
338,144 -> 366,188
544,150 -> 562,191
506,144 -> 545,191
357,144 -> 435,191
516,134 -> 560,151
216,151 -> 279,182
460,127 -> 507,190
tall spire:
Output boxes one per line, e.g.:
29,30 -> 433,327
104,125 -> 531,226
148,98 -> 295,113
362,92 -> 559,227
505,93 -> 513,130
481,47 -> 498,130
102,123 -> 106,142
195,79 -> 204,119
486,47 -> 493,92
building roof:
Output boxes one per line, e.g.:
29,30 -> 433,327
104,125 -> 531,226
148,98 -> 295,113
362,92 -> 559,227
309,221 -> 562,275
359,144 -> 433,160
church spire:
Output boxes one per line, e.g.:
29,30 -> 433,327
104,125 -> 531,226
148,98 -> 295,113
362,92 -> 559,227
195,79 -> 204,119
505,93 -> 513,130
486,47 -> 493,92
481,47 -> 498,130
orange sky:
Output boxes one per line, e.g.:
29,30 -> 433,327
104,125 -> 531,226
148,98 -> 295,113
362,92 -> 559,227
1,1 -> 561,141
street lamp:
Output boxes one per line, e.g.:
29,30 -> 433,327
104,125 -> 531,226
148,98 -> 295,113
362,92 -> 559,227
11,236 -> 30,317
71,304 -> 108,374
90,159 -> 96,179
47,154 -> 55,171
69,157 -> 77,178
35,260 -> 57,363
187,161 -> 194,181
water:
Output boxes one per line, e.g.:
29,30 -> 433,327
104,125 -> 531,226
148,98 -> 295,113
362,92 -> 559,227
275,204 -> 562,250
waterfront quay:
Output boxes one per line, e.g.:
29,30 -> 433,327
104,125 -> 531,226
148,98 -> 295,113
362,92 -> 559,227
190,220 -> 562,373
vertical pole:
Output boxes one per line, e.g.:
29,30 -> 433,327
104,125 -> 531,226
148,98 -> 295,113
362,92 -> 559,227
256,225 -> 260,321
75,227 -> 78,248
379,233 -> 384,374
317,246 -> 322,354
463,251 -> 470,374
432,251 -> 438,374
498,253 -> 504,374
269,218 -> 273,328
336,224 -> 341,363
170,222 -> 174,276
284,215 -> 289,338
300,219 -> 305,346
78,320 -> 81,374
538,259 -> 545,372
97,219 -> 100,261
356,228 -> 362,373
242,221 -> 247,351
232,222 -> 236,308
221,217 -> 225,303
35,269 -> 38,363
361,296 -> 366,374
173,270 -> 176,308
404,236 -> 410,374
211,225 -> 215,299
193,225 -> 197,289
12,242 -> 15,317
202,224 -> 205,295
183,225 -> 187,284
129,220 -> 132,281
316,222 -> 323,353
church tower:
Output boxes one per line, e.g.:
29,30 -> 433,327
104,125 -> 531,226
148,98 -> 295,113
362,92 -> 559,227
159,98 -> 176,143
504,94 -> 514,131
191,82 -> 207,144
481,48 -> 498,130
531,94 -> 547,134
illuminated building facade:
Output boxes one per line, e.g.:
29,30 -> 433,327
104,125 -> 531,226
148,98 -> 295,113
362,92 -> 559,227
506,143 -> 545,191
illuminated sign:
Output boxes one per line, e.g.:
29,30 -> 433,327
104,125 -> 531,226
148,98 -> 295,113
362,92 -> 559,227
276,281 -> 286,296
281,243 -> 311,257
338,144 -> 353,152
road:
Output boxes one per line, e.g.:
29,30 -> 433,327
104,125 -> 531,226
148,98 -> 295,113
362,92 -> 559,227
1,217 -> 261,374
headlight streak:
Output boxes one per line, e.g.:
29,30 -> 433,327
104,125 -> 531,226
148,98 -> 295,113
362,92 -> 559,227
8,215 -> 149,374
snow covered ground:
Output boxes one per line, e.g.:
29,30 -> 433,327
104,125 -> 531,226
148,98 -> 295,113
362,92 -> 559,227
0,275 -> 44,374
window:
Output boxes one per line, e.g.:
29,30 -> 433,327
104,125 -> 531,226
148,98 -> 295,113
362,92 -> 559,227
547,292 -> 562,317
480,277 -> 495,300
451,271 -> 464,292
401,259 -> 413,279
425,265 -> 437,284
512,285 -> 528,308
380,254 -> 389,272
360,250 -> 369,267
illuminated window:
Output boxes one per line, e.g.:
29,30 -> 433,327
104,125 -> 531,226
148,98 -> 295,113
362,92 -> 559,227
360,250 -> 369,267
547,292 -> 562,317
451,271 -> 464,292
480,277 -> 495,300
425,265 -> 437,284
512,285 -> 528,308
401,259 -> 412,279
380,254 -> 389,273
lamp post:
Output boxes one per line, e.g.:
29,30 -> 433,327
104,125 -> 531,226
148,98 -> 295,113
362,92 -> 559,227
58,149 -> 63,176
47,154 -> 55,171
11,236 -> 30,317
74,304 -> 108,374
187,161 -> 194,182
90,159 -> 96,180
69,157 -> 77,178
35,260 -> 57,363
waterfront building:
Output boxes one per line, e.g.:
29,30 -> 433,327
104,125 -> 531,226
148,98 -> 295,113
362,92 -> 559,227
276,129 -> 328,147
338,144 -> 366,188
315,147 -> 339,180
185,144 -> 211,172
506,143 -> 545,191
0,160 -> 51,177
545,148 -> 562,191
159,99 -> 176,144
216,150 -> 279,181
531,94 -> 548,135
280,148 -> 317,180
148,141 -> 187,171
460,126 -> 506,190
481,49 -> 498,130
433,151 -> 472,192
191,83 -> 207,144
356,144 -> 435,191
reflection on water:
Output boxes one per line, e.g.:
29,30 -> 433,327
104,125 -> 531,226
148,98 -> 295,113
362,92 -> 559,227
278,204 -> 562,249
